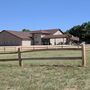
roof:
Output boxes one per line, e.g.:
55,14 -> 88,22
1,30 -> 32,40
31,28 -> 63,35
30,30 -> 50,34
0,28 -> 64,40
43,28 -> 63,35
43,35 -> 68,39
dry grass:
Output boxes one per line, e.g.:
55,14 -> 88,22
0,47 -> 90,90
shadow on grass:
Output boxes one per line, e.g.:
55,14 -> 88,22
24,64 -> 82,68
0,62 -> 83,68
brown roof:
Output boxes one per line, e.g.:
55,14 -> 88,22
30,30 -> 50,34
43,28 -> 63,35
31,28 -> 63,35
43,35 -> 68,39
2,30 -> 32,40
1,28 -> 63,40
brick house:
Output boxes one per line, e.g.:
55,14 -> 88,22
0,29 -> 68,46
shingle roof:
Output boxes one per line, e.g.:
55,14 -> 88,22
45,29 -> 63,34
42,35 -> 68,39
1,28 -> 63,40
31,28 -> 63,35
2,30 -> 32,40
30,30 -> 50,34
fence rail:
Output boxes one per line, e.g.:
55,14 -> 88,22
0,44 -> 86,67
0,45 -> 81,52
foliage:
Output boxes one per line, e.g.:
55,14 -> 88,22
66,21 -> 90,43
22,29 -> 30,32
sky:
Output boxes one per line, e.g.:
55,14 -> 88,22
0,0 -> 90,31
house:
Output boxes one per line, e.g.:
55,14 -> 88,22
0,29 -> 68,46
31,29 -> 68,45
0,30 -> 32,46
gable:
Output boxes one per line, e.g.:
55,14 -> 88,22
0,30 -> 32,40
0,31 -> 22,41
53,30 -> 63,35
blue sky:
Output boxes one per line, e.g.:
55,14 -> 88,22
0,0 -> 90,31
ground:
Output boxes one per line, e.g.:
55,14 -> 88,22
0,49 -> 90,90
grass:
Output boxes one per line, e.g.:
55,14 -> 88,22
0,50 -> 90,90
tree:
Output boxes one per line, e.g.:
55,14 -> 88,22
22,29 -> 30,32
85,22 -> 90,30
67,25 -> 81,37
66,21 -> 90,43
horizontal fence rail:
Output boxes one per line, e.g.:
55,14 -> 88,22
21,57 -> 82,60
0,58 -> 18,61
0,44 -> 86,67
0,45 -> 82,52
0,51 -> 17,54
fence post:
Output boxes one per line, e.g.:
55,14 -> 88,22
82,44 -> 86,67
18,48 -> 22,67
4,46 -> 5,53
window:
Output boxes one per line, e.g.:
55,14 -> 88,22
35,41 -> 39,43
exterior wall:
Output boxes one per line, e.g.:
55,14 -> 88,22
33,34 -> 42,45
50,31 -> 67,45
50,39 -> 54,45
50,38 -> 66,45
41,35 -> 45,38
22,40 -> 31,46
0,31 -> 22,46
53,30 -> 62,35
56,38 -> 66,44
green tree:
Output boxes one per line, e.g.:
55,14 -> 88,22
22,29 -> 30,32
67,25 -> 81,37
66,21 -> 90,43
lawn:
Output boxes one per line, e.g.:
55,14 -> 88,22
0,49 -> 90,90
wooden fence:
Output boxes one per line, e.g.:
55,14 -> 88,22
0,45 -> 81,52
0,44 -> 86,67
